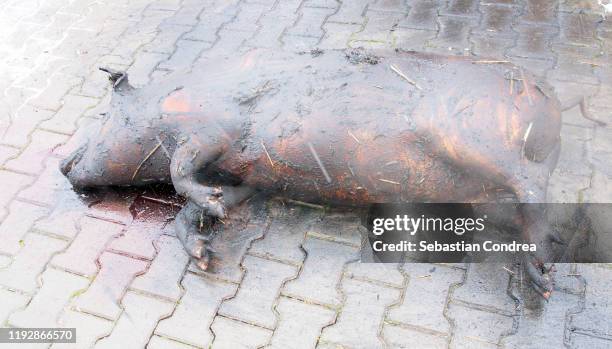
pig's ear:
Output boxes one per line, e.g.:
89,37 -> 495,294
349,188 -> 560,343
99,67 -> 134,93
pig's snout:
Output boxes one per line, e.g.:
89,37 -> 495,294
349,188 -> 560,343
60,143 -> 87,177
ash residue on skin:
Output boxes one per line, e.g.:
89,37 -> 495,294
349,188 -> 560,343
345,49 -> 380,65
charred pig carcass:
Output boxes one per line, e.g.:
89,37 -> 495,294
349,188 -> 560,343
61,49 -> 563,298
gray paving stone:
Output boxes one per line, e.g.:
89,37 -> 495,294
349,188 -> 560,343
570,265 -> 612,339
452,263 -> 515,313
501,291 -> 581,348
94,291 -> 175,349
73,252 -> 148,320
448,302 -> 513,348
38,94 -> 99,135
155,273 -> 237,347
388,264 -> 463,334
282,237 -> 359,306
571,334 -> 612,349
346,262 -> 405,287
0,200 -> 48,255
211,316 -> 272,348
51,217 -> 123,277
0,288 -> 29,326
319,278 -> 401,348
268,296 -> 335,349
131,235 -> 189,301
383,324 -> 447,348
147,335 -> 196,349
9,267 -> 89,327
53,310 -> 113,349
4,130 -> 68,175
0,233 -> 67,293
219,255 -> 296,329
249,207 -> 313,264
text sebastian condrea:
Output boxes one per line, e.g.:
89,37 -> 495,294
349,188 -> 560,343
372,240 -> 536,252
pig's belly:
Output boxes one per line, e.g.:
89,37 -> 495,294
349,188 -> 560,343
235,142 -> 491,205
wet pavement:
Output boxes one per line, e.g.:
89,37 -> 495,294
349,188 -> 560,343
1,0 -> 611,348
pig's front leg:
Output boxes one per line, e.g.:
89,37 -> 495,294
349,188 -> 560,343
170,136 -> 256,270
175,200 -> 213,270
170,137 -> 227,218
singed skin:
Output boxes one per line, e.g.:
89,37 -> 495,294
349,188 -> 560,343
61,48 -> 562,297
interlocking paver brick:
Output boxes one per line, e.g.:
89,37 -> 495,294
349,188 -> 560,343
281,34 -> 321,51
219,255 -> 296,328
471,33 -> 515,57
520,0 -> 558,24
346,262 -> 404,287
474,3 -> 519,37
73,252 -> 148,320
147,335 -> 196,349
501,291 -> 581,348
163,0 -> 208,26
350,10 -> 405,46
38,94 -> 99,135
155,273 -> 236,347
387,264 -> 463,334
556,11 -> 600,47
4,130 -> 68,175
0,233 -> 67,293
210,315 -> 272,348
27,73 -> 84,111
108,219 -> 166,260
571,334 -> 612,349
127,51 -> 170,87
452,263 -> 515,313
507,24 -> 557,60
427,16 -> 476,54
224,3 -> 268,33
268,296 -> 335,349
319,22 -> 361,49
327,0 -> 367,24
547,171 -> 591,203
94,291 -> 175,349
158,39 -> 213,71
53,310 -> 113,349
248,207 -> 313,264
1,105 -> 55,148
286,6 -> 336,38
50,216 -> 124,277
399,0 -> 442,30
448,302 -> 514,348
0,145 -> 19,165
282,236 -> 359,306
442,0 -> 479,17
0,288 -> 29,326
131,234 -> 189,301
319,277 -> 401,348
548,44 -> 600,85
395,27 -> 437,51
570,265 -> 612,339
383,324 -> 447,348
144,23 -> 193,54
0,200 -> 48,255
244,12 -> 296,49
8,267 -> 89,327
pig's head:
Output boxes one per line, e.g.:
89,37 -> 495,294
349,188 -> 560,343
61,68 -> 171,189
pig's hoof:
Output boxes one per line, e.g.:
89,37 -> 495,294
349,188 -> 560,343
191,239 -> 214,271
523,254 -> 555,300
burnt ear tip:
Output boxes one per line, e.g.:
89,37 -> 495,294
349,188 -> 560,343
99,66 -> 128,84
